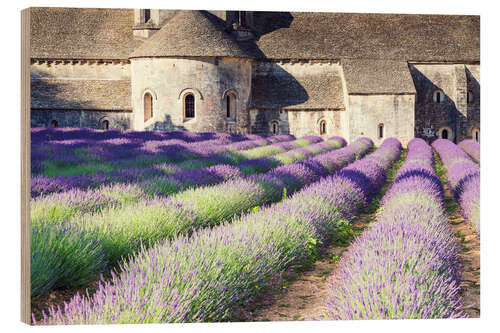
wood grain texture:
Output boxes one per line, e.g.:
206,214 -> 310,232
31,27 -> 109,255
21,7 -> 32,325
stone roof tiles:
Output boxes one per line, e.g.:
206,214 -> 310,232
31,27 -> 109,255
30,7 -> 142,60
130,10 -> 254,59
31,79 -> 132,110
254,12 -> 479,62
250,65 -> 345,110
30,8 -> 480,63
342,58 -> 416,94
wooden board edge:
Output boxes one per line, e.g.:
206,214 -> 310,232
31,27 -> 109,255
20,7 -> 31,325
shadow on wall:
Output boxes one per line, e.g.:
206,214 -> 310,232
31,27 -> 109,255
145,11 -> 306,135
409,66 -> 465,144
146,113 -> 188,132
250,64 -> 309,135
31,70 -> 99,110
252,11 -> 294,39
30,70 -> 131,130
465,66 -> 480,133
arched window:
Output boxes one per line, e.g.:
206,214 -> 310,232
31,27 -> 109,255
239,11 -> 247,27
101,119 -> 109,130
467,91 -> 474,104
50,120 -> 58,127
143,9 -> 151,23
144,92 -> 153,122
442,129 -> 448,139
378,124 -> 384,139
270,120 -> 279,135
472,128 -> 480,143
438,126 -> 453,141
319,120 -> 327,135
226,94 -> 236,119
184,94 -> 195,119
434,89 -> 445,104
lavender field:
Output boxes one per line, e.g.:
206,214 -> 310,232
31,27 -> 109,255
30,128 -> 480,324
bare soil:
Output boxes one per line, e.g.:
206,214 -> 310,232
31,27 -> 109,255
240,149 -> 406,322
241,211 -> 375,322
242,151 -> 480,321
31,280 -> 100,322
441,181 -> 480,318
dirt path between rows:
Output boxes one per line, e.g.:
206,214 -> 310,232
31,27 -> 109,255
241,151 -> 406,322
440,175 -> 480,318
31,281 -> 100,322
242,151 -> 480,322
241,210 -> 376,322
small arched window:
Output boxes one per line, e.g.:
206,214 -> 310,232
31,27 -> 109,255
434,89 -> 445,104
101,119 -> 109,130
184,94 -> 195,119
378,124 -> 384,139
442,129 -> 448,139
472,128 -> 480,143
143,9 -> 151,23
226,94 -> 236,120
239,11 -> 247,27
319,120 -> 327,135
467,91 -> 474,104
144,92 -> 153,122
438,126 -> 453,141
270,121 -> 279,135
50,120 -> 58,127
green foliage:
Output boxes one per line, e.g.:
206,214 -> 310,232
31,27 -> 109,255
43,161 -> 115,177
433,153 -> 448,181
331,219 -> 355,246
305,237 -> 323,263
31,224 -> 107,298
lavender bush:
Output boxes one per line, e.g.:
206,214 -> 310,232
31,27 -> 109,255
30,137 -> 350,296
433,139 -> 480,234
326,138 -> 465,319
36,138 -> 402,324
31,137 -> 343,225
458,139 -> 480,163
31,134 -> 296,198
31,127 -> 291,178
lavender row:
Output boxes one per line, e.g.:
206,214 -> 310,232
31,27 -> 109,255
326,138 -> 464,319
30,137 -> 354,298
31,129 -> 264,176
32,128 -> 291,177
433,139 -> 480,234
35,138 -> 400,324
458,139 -> 480,163
31,137 -> 343,226
31,134 -> 295,197
31,127 -> 264,145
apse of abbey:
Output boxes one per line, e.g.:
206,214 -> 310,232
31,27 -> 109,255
29,8 -> 480,145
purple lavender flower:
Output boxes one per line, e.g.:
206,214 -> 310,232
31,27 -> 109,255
433,139 -> 480,234
458,139 -> 480,163
37,138 -> 401,324
326,138 -> 465,319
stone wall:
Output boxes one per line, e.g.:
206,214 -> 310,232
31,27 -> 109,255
466,65 -> 480,140
31,110 -> 132,129
31,61 -> 130,80
347,94 -> 415,147
409,64 -> 475,143
30,61 -> 132,129
249,109 -> 347,139
28,58 -> 479,144
130,57 -> 252,133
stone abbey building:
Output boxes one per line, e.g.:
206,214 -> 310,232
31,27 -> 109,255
29,8 -> 480,145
